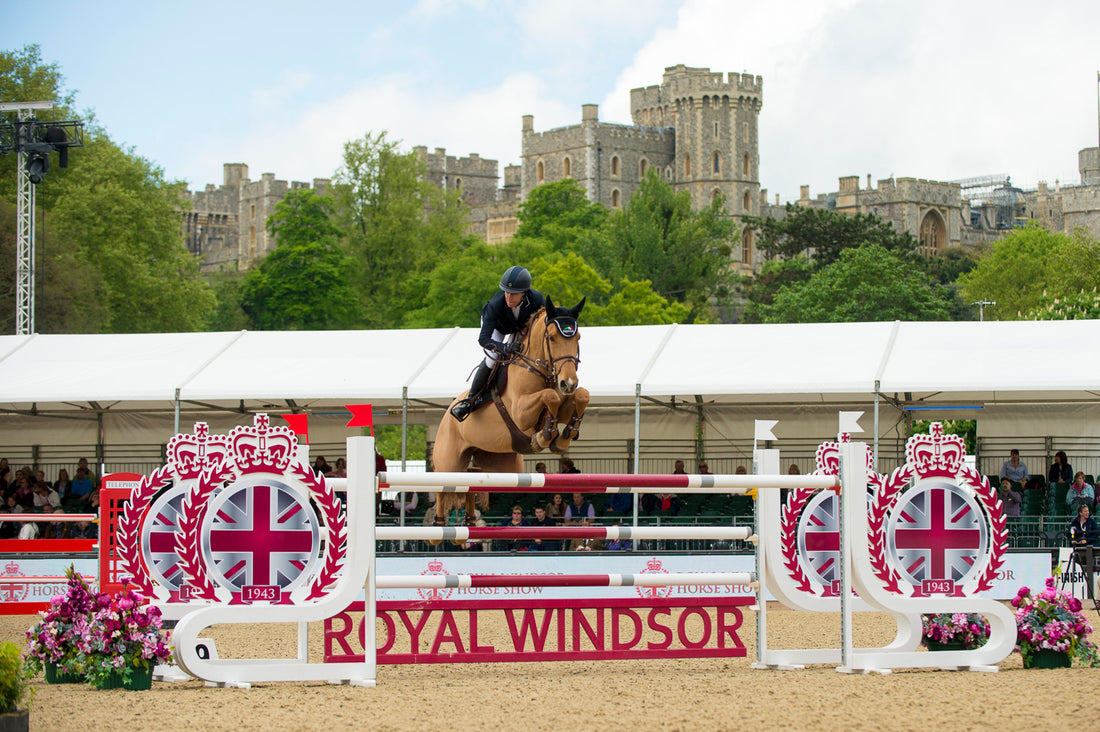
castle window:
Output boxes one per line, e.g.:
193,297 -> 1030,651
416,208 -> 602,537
249,226 -> 256,259
743,121 -> 749,143
611,156 -> 620,177
563,156 -> 571,178
714,121 -> 719,138
250,204 -> 256,219
537,161 -> 544,184
712,189 -> 722,205
919,211 -> 945,257
742,228 -> 753,265
743,191 -> 751,212
713,152 -> 721,174
658,108 -> 664,124
455,177 -> 462,192
640,158 -> 648,178
743,153 -> 750,177
684,154 -> 692,177
611,189 -> 621,209
643,109 -> 650,124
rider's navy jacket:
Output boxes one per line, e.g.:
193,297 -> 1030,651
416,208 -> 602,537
478,289 -> 545,352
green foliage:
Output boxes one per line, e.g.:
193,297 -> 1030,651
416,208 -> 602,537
910,419 -> 976,455
957,224 -> 1100,320
375,424 -> 427,463
239,189 -> 358,330
594,169 -> 735,321
745,204 -> 918,267
0,641 -> 31,713
760,243 -> 953,323
530,252 -> 611,306
516,179 -> 608,249
333,131 -> 473,329
587,279 -> 690,325
1023,288 -> 1100,320
203,271 -> 249,331
402,242 -> 501,328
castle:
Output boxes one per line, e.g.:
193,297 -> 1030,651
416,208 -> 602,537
183,64 -> 1100,277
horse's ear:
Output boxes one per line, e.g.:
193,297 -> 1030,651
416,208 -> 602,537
570,297 -> 586,318
543,295 -> 555,320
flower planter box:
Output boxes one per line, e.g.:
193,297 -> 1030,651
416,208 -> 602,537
44,662 -> 82,685
1023,649 -> 1072,669
0,709 -> 30,732
92,666 -> 154,691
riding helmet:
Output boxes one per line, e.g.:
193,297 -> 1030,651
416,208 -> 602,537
499,266 -> 532,294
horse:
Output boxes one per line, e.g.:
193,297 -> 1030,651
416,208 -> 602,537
429,296 -> 590,543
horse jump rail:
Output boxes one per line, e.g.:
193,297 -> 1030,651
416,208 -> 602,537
377,572 -> 756,589
378,471 -> 838,492
376,526 -> 754,542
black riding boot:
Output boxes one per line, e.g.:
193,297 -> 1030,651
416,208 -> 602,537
450,362 -> 492,422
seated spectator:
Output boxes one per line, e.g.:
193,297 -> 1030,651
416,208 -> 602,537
0,499 -> 20,539
53,469 -> 73,501
1049,451 -> 1073,485
1069,504 -> 1099,547
38,505 -> 66,539
652,492 -> 681,516
570,537 -> 604,551
546,493 -> 566,522
788,464 -> 801,475
735,466 -> 747,475
697,462 -> 712,475
17,518 -> 39,540
1000,449 -> 1029,484
76,458 -> 98,488
312,455 -> 331,477
33,481 -> 60,509
457,509 -> 489,552
69,468 -> 94,500
559,458 -> 580,474
325,458 -> 347,478
672,460 -> 687,475
605,524 -> 631,551
534,462 -> 547,474
529,506 -> 560,551
564,492 -> 595,526
997,478 -> 1022,517
604,492 -> 633,516
0,457 -> 10,491
394,491 -> 419,514
496,506 -> 531,551
11,476 -> 35,510
1066,472 -> 1095,513
69,520 -> 98,540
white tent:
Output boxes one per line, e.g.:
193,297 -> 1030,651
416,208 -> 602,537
2,320 -> 1100,472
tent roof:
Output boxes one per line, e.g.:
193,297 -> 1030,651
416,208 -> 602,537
2,320 -> 1099,415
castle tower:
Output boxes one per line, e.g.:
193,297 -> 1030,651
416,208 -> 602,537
631,65 -> 763,267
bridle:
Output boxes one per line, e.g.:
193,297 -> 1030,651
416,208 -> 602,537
509,311 -> 580,389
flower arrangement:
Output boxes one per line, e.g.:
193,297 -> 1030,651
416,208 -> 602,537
1012,577 -> 1098,667
24,569 -> 96,679
76,587 -> 172,688
921,612 -> 990,649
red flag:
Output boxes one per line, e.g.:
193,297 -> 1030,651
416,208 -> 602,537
280,413 -> 309,444
345,404 -> 374,436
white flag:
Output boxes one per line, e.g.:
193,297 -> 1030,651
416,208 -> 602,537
838,411 -> 864,434
754,419 -> 778,441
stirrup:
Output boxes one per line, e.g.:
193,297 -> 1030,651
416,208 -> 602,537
450,400 -> 472,422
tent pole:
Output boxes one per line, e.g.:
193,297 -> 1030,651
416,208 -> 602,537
174,387 -> 181,436
400,387 -> 408,552
633,384 -> 641,531
873,381 -> 880,472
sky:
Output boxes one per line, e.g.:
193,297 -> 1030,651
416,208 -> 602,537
3,0 -> 1099,204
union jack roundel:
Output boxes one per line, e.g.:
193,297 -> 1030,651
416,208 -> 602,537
886,479 -> 988,587
200,477 -> 321,595
796,491 -> 842,590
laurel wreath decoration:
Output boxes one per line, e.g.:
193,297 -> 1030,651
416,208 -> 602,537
779,488 -> 818,594
289,462 -> 347,602
959,465 -> 1007,595
176,463 -> 236,602
116,465 -> 173,600
866,464 -> 913,596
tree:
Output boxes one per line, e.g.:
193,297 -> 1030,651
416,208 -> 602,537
957,224 -> 1100,320
516,179 -> 608,250
238,189 -> 358,330
595,169 -> 735,322
761,243 -> 953,323
1023,289 -> 1100,320
333,131 -> 473,329
402,242 -> 502,328
745,204 -> 918,267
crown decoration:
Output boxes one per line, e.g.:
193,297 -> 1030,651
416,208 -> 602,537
427,559 -> 444,573
4,560 -> 19,575
230,413 -> 297,474
167,422 -> 231,480
815,441 -> 875,476
906,422 -> 965,478
646,557 -> 665,572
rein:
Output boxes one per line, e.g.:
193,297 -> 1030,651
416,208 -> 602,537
509,312 -> 579,387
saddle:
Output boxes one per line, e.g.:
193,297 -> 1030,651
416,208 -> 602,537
461,363 -> 545,454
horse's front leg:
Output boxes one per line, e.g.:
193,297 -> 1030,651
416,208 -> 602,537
515,388 -> 563,452
550,387 -> 590,453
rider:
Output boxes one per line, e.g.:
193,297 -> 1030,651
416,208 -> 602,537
450,265 -> 545,422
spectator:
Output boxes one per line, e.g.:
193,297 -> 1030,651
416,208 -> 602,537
12,476 -> 35,509
33,481 -> 61,509
0,457 -> 10,491
559,458 -> 580,474
76,458 -> 97,488
570,537 -> 604,551
1000,449 -> 1029,484
529,506 -> 560,551
604,492 -> 633,516
1066,472 -> 1095,513
496,506 -> 531,551
38,505 -> 66,539
672,460 -> 686,475
53,468 -> 73,501
997,478 -> 1022,517
69,519 -> 98,540
457,509 -> 490,552
17,518 -> 39,540
534,462 -> 547,473
735,466 -> 747,475
325,458 -> 347,478
312,455 -> 331,478
1069,504 -> 1099,547
546,494 -> 566,522
564,492 -> 596,526
697,462 -> 712,475
788,464 -> 801,475
605,526 -> 631,551
0,498 -> 20,539
652,492 -> 681,516
70,468 -> 94,500
1048,451 -> 1073,485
